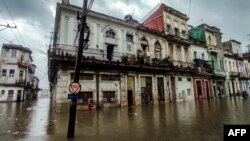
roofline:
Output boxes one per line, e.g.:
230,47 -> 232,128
2,44 -> 32,53
54,3 -> 139,33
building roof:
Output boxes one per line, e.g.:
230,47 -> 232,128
54,3 -> 139,33
2,44 -> 32,53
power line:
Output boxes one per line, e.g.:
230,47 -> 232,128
0,8 -> 21,44
2,0 -> 25,45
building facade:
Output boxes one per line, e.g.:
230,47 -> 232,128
48,2 -> 250,111
0,44 -> 39,102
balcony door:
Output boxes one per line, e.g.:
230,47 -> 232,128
107,45 -> 114,61
19,70 -> 24,82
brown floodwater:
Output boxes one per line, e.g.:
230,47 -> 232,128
0,96 -> 250,141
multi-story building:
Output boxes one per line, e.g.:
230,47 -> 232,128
222,40 -> 246,95
189,24 -> 226,97
0,44 -> 39,102
48,2 -> 213,111
189,38 -> 213,100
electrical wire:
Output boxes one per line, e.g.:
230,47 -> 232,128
2,0 -> 25,45
0,8 -> 21,44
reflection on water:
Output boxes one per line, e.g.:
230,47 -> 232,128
0,96 -> 249,141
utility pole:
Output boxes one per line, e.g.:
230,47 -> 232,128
0,24 -> 16,31
67,0 -> 89,138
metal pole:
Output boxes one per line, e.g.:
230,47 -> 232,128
67,0 -> 88,138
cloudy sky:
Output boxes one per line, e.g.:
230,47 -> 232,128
1,0 -> 250,89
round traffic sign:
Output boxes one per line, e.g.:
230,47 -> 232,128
69,82 -> 81,94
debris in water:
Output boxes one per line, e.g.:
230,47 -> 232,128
134,113 -> 138,116
26,108 -> 32,111
12,132 -> 19,135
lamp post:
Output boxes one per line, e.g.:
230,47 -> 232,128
67,0 -> 90,138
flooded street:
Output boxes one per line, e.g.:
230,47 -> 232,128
0,96 -> 250,141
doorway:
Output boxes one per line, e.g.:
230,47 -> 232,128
127,90 -> 133,106
17,90 -> 22,102
107,45 -> 114,61
157,77 -> 165,101
196,81 -> 202,99
232,81 -> 235,94
145,77 -> 153,104
170,77 -> 176,102
127,76 -> 135,106
205,81 -> 210,99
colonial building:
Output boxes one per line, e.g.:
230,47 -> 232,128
48,2 -> 214,111
222,40 -> 243,95
0,44 -> 39,102
189,24 -> 226,97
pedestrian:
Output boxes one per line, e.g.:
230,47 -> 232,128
87,99 -> 93,112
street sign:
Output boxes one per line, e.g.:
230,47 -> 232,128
68,94 -> 81,99
68,82 -> 81,94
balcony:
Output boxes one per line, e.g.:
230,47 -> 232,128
0,76 -> 15,85
230,72 -> 239,78
48,47 -> 204,82
16,79 -> 26,85
238,72 -> 249,79
208,45 -> 223,54
17,59 -> 29,67
213,70 -> 227,77
193,59 -> 213,74
165,29 -> 191,46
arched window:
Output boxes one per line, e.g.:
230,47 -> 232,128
154,42 -> 161,59
208,36 -> 211,45
106,29 -> 115,39
140,38 -> 149,53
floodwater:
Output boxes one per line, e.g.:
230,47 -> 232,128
0,96 -> 250,141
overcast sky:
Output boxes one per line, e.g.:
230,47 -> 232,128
1,0 -> 250,89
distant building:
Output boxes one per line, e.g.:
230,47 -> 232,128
0,44 -> 39,102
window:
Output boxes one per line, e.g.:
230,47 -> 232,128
187,89 -> 191,96
71,73 -> 93,80
106,29 -> 115,39
174,28 -> 179,36
79,92 -> 93,104
80,74 -> 93,80
11,50 -> 16,58
103,91 -> 116,103
126,34 -> 133,42
182,30 -> 186,38
154,42 -> 161,59
185,48 -> 188,60
169,44 -> 173,59
178,77 -> 182,81
177,46 -> 181,61
2,69 -> 6,76
101,75 -> 120,81
166,24 -> 171,32
1,90 -> 5,95
9,69 -> 15,77
127,45 -> 132,52
202,53 -> 205,60
187,78 -> 191,81
194,51 -> 197,59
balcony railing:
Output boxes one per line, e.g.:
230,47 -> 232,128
230,72 -> 239,78
238,72 -> 249,78
16,79 -> 25,85
17,59 -> 29,67
48,46 -> 213,74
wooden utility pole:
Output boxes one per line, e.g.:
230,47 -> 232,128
67,0 -> 89,138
